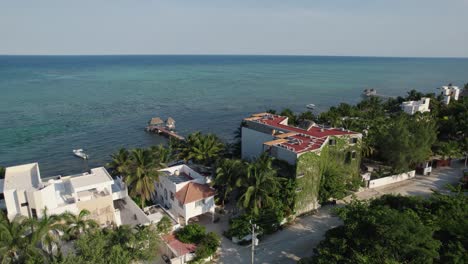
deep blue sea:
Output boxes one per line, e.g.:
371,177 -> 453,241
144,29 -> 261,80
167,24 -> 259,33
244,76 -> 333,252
1,55 -> 468,176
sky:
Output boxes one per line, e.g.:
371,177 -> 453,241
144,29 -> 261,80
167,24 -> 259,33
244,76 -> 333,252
1,0 -> 467,57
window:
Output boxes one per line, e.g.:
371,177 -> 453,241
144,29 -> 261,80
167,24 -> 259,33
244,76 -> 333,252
164,189 -> 168,200
178,201 -> 184,208
31,209 -> 37,219
295,187 -> 303,193
195,200 -> 205,207
351,151 -> 357,159
0,193 -> 4,200
170,191 -> 174,201
21,202 -> 28,207
329,139 -> 336,146
350,138 -> 358,144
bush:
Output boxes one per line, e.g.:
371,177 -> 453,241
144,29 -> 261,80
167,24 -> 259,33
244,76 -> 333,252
194,232 -> 220,260
176,224 -> 206,244
225,214 -> 251,240
156,215 -> 172,235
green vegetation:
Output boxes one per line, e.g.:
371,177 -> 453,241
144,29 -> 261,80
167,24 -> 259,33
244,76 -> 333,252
300,188 -> 468,264
175,224 -> 220,261
156,215 -> 172,235
173,132 -> 225,166
0,166 -> 5,179
0,209 -> 160,264
107,146 -> 170,208
214,159 -> 244,207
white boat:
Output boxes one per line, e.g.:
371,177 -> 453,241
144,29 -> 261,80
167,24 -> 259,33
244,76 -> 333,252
73,149 -> 89,159
306,104 -> 316,109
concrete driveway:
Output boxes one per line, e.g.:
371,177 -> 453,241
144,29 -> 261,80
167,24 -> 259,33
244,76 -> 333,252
214,164 -> 463,264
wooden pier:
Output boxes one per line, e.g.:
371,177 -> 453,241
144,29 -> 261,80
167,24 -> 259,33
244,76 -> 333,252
146,117 -> 185,141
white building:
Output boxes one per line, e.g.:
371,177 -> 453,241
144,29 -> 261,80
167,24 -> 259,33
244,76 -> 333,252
401,97 -> 431,115
154,165 -> 215,225
0,163 -> 152,226
440,84 -> 460,105
241,113 -> 362,165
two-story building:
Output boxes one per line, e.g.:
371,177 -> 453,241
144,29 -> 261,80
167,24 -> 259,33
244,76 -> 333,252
401,97 -> 431,115
0,163 -> 151,226
154,165 -> 215,225
241,113 -> 362,214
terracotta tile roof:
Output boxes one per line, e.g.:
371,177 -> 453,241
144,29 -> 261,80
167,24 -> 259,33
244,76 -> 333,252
163,234 -> 197,256
175,182 -> 215,205
246,113 -> 361,154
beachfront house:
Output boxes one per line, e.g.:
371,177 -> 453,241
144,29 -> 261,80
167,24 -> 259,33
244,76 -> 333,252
0,163 -> 154,226
401,97 -> 431,115
153,164 -> 216,225
241,113 -> 362,214
440,84 -> 460,105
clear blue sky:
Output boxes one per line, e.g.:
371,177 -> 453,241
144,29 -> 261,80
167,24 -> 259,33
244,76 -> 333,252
1,0 -> 467,57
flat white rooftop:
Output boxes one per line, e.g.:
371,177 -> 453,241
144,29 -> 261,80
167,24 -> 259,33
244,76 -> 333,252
4,163 -> 40,191
69,167 -> 113,190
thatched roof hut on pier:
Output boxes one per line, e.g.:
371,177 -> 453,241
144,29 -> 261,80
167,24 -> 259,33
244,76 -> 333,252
149,117 -> 164,127
166,117 -> 176,130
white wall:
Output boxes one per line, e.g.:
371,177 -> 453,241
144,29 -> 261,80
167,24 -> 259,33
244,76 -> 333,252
273,146 -> 298,165
184,196 -> 215,221
368,170 -> 416,188
241,127 -> 275,161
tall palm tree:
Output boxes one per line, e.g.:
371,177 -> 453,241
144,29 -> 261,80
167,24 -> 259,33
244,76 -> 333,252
0,214 -> 43,263
237,162 -> 281,216
184,133 -> 224,166
63,209 -> 98,240
28,208 -> 66,256
126,148 -> 161,208
214,159 -> 244,207
149,145 -> 172,165
107,148 -> 130,177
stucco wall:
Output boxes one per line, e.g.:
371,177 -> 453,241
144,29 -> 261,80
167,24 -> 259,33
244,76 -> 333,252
368,171 -> 416,188
241,127 -> 275,161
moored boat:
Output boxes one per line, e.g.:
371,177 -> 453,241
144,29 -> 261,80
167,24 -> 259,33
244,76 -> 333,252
73,149 -> 89,159
306,103 -> 316,109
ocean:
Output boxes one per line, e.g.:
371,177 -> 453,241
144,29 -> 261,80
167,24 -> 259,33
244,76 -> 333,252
1,55 -> 467,176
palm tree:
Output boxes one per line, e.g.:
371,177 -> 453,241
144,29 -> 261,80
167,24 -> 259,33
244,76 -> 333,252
183,132 -> 224,165
237,161 -> 281,216
126,148 -> 161,208
435,141 -> 462,160
214,159 -> 244,207
107,148 -> 130,177
149,145 -> 172,165
63,209 -> 98,240
28,208 -> 66,256
0,214 -> 43,263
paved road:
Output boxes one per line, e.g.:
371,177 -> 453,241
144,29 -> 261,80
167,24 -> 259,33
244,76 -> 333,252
216,165 -> 463,264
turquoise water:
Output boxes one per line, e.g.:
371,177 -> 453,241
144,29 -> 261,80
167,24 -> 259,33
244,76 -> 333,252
1,55 -> 468,176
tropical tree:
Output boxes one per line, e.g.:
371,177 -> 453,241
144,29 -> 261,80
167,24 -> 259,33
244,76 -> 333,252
237,159 -> 281,216
28,208 -> 66,256
214,159 -> 244,207
126,148 -> 161,208
0,214 -> 44,263
181,132 -> 224,165
63,209 -> 98,240
149,144 -> 173,164
434,140 -> 462,160
107,148 -> 130,177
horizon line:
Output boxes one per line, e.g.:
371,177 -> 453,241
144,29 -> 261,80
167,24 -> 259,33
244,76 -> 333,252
1,53 -> 468,59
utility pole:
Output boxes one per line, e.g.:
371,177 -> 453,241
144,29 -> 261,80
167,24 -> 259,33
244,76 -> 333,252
251,221 -> 256,264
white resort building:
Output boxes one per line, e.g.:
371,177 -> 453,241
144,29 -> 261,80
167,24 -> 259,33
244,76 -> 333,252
440,84 -> 460,105
0,163 -> 159,226
154,164 -> 216,225
401,97 -> 431,115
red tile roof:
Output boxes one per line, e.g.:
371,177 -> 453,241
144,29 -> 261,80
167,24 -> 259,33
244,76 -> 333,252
163,234 -> 197,256
175,182 -> 216,205
247,113 -> 360,154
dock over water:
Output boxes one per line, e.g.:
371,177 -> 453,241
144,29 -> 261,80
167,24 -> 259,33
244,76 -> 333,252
146,117 -> 185,141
